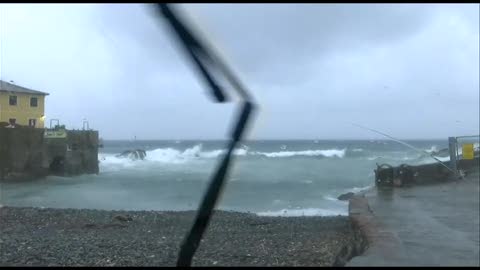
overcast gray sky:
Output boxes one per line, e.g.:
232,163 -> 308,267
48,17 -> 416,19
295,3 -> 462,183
1,4 -> 478,140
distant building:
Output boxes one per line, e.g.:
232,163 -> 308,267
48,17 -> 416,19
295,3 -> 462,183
0,80 -> 49,128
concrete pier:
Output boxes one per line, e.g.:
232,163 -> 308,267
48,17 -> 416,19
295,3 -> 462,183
374,157 -> 479,187
347,136 -> 480,266
0,127 -> 99,181
348,168 -> 479,266
347,141 -> 480,267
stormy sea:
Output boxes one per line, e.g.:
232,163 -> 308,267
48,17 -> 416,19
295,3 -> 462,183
1,139 -> 461,216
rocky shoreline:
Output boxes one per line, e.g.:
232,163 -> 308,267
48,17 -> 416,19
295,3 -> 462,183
0,206 -> 365,266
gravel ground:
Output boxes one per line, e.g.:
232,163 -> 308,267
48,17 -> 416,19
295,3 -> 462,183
0,206 -> 363,266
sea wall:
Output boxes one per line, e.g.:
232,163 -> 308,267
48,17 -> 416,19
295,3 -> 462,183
0,127 -> 99,181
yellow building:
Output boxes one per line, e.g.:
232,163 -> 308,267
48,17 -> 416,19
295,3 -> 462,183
0,80 -> 49,128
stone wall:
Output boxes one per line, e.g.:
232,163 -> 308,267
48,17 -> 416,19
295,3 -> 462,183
0,127 -> 99,181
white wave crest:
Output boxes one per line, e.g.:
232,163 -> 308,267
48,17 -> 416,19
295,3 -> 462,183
143,144 -> 248,162
351,148 -> 364,152
99,144 -> 250,169
199,149 -> 225,158
199,148 -> 248,158
99,153 -> 137,166
256,208 -> 347,217
425,145 -> 438,154
98,153 -> 144,172
99,146 -> 353,171
234,148 -> 248,156
254,149 -> 346,158
147,145 -> 200,164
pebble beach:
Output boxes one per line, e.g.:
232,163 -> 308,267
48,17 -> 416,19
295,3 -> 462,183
0,206 -> 365,266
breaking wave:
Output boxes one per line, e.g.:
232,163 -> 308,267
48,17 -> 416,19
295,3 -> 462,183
99,145 -> 348,167
425,145 -> 438,154
253,149 -> 346,158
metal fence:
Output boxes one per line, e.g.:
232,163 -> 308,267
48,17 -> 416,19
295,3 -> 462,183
448,135 -> 480,176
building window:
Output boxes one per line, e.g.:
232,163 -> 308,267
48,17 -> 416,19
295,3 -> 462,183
9,118 -> 16,125
30,97 -> 38,107
29,119 -> 37,127
9,95 -> 17,106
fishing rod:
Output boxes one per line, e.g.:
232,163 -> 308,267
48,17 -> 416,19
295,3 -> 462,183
154,4 -> 256,266
351,123 -> 460,177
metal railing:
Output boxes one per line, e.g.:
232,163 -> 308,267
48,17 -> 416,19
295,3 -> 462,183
49,119 -> 60,129
448,135 -> 480,176
82,120 -> 90,130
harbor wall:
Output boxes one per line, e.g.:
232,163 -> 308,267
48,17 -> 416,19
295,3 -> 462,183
0,127 -> 99,181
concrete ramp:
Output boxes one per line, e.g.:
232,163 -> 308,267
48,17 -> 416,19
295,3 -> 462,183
348,169 -> 480,266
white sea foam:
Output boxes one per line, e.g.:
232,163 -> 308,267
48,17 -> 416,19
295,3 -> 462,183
199,148 -> 248,158
324,195 -> 339,201
254,149 -> 346,158
98,153 -> 139,166
98,153 -> 142,172
351,148 -> 364,152
100,145 -> 348,169
99,144 -> 250,168
425,145 -> 438,154
147,146 -> 197,164
256,208 -> 347,217
234,148 -> 248,156
199,149 -> 225,158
